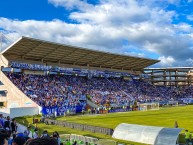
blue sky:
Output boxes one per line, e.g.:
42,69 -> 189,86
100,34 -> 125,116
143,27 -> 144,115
0,0 -> 193,67
0,0 -> 71,21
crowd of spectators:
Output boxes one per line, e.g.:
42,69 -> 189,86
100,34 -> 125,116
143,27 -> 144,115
4,72 -> 193,115
6,73 -> 87,116
0,114 -> 72,145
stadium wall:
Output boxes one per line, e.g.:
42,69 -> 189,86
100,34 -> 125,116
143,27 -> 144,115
0,108 -> 10,116
0,55 -> 9,67
0,107 -> 39,118
0,69 -> 39,117
9,107 -> 39,118
23,70 -> 45,75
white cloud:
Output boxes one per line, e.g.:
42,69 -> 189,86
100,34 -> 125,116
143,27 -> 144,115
0,30 -> 21,51
158,56 -> 175,66
70,1 -> 150,25
0,0 -> 193,68
187,14 -> 193,21
185,58 -> 193,65
48,0 -> 93,10
174,23 -> 193,32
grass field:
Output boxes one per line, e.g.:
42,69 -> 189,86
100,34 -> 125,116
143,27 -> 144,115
16,105 -> 193,145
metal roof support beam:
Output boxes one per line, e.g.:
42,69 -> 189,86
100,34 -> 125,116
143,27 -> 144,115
104,58 -> 130,66
57,50 -> 78,62
100,56 -> 122,65
132,62 -> 153,70
73,52 -> 91,65
88,54 -> 108,64
21,42 -> 44,58
41,45 -> 63,60
118,63 -> 142,70
109,59 -> 139,68
121,59 -> 139,65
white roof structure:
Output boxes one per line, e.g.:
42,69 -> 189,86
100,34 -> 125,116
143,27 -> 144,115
112,123 -> 182,145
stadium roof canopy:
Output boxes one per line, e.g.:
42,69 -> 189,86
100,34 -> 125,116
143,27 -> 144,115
2,36 -> 159,71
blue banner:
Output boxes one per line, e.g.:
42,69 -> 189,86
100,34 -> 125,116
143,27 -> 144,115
76,105 -> 83,113
108,109 -> 129,113
41,106 -> 58,115
41,105 -> 83,116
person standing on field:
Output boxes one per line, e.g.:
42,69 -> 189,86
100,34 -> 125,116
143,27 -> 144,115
185,130 -> 191,145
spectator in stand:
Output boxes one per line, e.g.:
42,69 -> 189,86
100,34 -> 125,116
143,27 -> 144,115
23,127 -> 31,140
4,116 -> 11,132
0,129 -> 9,145
41,130 -> 49,138
12,136 -> 26,145
0,114 -> 5,129
52,131 -> 60,145
72,140 -> 77,145
8,133 -> 16,145
0,124 -> 4,131
11,119 -> 17,133
32,128 -> 38,139
24,138 -> 58,145
184,130 -> 191,145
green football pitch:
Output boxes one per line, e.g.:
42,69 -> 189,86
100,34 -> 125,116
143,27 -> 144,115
16,105 -> 193,145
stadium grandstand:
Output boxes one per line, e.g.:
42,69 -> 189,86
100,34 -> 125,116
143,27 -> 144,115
144,67 -> 193,86
0,36 -> 193,116
0,36 -> 160,117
